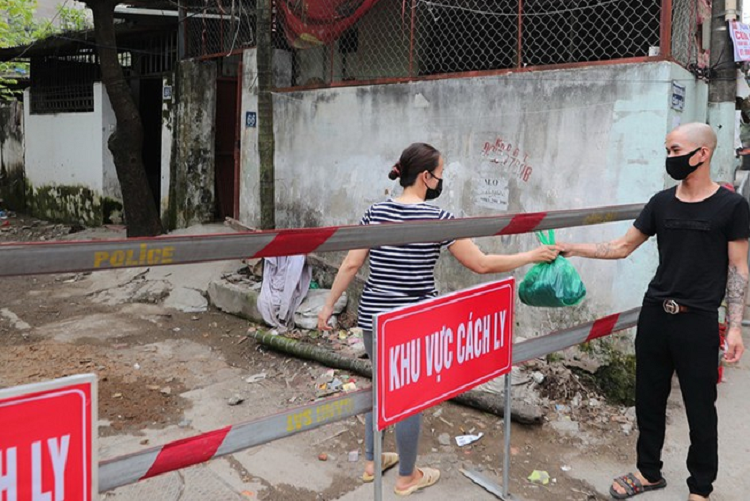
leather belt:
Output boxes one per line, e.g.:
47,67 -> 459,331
663,299 -> 690,315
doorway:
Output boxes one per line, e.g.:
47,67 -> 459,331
215,77 -> 240,220
138,78 -> 163,211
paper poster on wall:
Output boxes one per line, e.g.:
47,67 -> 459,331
474,175 -> 509,211
671,81 -> 685,112
729,21 -> 750,62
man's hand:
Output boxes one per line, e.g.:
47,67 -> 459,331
724,326 -> 745,364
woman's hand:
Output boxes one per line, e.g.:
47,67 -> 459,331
317,304 -> 335,331
528,245 -> 560,263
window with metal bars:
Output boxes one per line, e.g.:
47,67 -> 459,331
30,55 -> 99,114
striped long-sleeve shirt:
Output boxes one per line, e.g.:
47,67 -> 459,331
357,200 -> 455,331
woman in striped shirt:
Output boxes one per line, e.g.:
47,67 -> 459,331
317,142 -> 558,496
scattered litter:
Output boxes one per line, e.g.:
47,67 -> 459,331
315,369 -> 355,397
240,491 -> 255,498
246,373 -> 267,384
348,450 -> 359,462
133,363 -> 141,370
228,395 -> 244,406
112,393 -> 123,399
140,439 -> 149,445
532,371 -> 545,384
455,433 -> 484,447
173,327 -> 181,332
191,316 -> 200,321
179,419 -> 192,428
438,417 -> 454,428
528,470 -> 550,485
432,408 -> 443,419
160,387 -> 172,396
318,453 -> 328,461
312,429 -> 347,446
561,465 -> 572,472
510,447 -> 520,456
146,385 -> 160,391
438,433 -> 451,446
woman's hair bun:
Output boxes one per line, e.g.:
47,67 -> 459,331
388,162 -> 402,180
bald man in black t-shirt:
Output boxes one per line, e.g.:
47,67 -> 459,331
561,123 -> 749,501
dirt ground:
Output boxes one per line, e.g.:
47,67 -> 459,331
0,214 -> 640,501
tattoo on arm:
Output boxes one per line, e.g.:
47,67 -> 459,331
726,264 -> 749,329
594,242 -> 615,258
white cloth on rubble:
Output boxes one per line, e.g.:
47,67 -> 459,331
257,255 -> 311,332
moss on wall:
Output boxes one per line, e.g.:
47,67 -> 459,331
27,184 -> 103,226
0,164 -> 26,211
102,197 -> 124,224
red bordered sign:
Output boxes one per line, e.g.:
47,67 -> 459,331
0,374 -> 98,501
375,278 -> 514,430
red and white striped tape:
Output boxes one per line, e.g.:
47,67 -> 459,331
98,308 -> 640,492
0,204 -> 643,277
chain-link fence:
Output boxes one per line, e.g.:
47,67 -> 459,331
181,0 -> 702,86
671,0 -> 710,70
275,0 -> 676,88
182,0 -> 257,59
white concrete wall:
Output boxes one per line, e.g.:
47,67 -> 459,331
23,84 -> 106,192
239,49 -> 260,229
0,102 -> 24,174
254,61 -> 710,335
161,74 -> 174,217
99,83 -> 120,200
239,49 -> 293,229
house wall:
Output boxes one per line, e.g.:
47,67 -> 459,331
0,101 -> 25,211
170,59 -> 217,229
100,83 -> 120,202
22,83 -> 111,225
161,73 -> 175,220
238,49 -> 292,229
252,61 -> 709,336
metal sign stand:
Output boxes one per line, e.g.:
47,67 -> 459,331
372,318 -> 384,501
461,372 -> 522,500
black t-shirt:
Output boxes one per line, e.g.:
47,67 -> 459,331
634,186 -> 750,312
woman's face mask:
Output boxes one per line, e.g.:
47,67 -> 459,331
425,173 -> 443,200
666,147 -> 703,180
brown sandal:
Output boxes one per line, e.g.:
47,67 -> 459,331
362,452 -> 399,482
609,472 -> 667,499
394,467 -> 440,496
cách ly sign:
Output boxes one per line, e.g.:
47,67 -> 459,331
375,278 -> 514,429
0,375 -> 97,501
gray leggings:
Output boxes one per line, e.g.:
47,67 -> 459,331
363,329 -> 422,476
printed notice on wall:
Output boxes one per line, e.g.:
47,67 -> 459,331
474,162 -> 509,211
730,21 -> 750,62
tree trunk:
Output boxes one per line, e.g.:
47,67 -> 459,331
248,330 -> 543,425
87,0 -> 163,237
257,0 -> 275,230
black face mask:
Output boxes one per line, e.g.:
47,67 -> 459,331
425,179 -> 443,200
666,147 -> 703,180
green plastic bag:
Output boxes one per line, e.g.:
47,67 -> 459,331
518,230 -> 586,307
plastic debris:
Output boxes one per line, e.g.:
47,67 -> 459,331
318,453 -> 328,461
342,382 -> 357,392
228,395 -> 244,406
527,470 -> 550,485
455,433 -> 484,447
560,465 -> 572,472
246,373 -> 267,384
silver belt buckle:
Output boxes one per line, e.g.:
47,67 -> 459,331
663,299 -> 680,315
